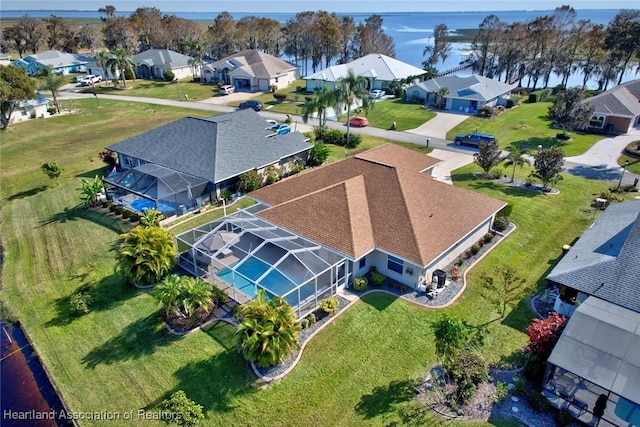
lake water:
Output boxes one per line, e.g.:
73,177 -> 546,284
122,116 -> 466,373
3,8 -> 635,87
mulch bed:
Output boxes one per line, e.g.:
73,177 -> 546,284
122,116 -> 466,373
164,304 -> 216,333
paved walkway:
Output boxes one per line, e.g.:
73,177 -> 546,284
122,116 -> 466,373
429,149 -> 475,184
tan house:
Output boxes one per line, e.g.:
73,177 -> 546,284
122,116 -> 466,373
249,144 -> 506,290
584,79 -> 640,134
202,50 -> 298,91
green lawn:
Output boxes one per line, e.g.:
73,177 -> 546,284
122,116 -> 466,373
0,97 -> 622,426
446,101 -> 603,157
86,78 -> 219,102
355,98 -> 436,131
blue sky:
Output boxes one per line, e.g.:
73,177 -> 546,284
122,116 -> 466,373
2,0 -> 639,13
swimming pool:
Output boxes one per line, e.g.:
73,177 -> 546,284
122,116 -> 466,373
129,198 -> 176,215
217,257 -> 297,300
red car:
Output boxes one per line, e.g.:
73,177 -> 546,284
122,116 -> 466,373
349,117 -> 369,127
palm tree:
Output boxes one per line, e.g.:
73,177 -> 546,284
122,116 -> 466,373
502,146 -> 532,183
78,175 -> 104,207
235,289 -> 301,368
114,225 -> 176,287
36,66 -> 65,113
94,50 -> 111,84
301,86 -> 338,128
107,48 -> 136,88
139,209 -> 164,227
153,275 -> 213,318
336,69 -> 372,143
436,86 -> 450,109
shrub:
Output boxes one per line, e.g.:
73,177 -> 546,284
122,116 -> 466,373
528,93 -> 538,103
162,70 -> 175,81
456,257 -> 464,267
477,105 -> 493,117
211,285 -> 229,304
513,377 -> 527,395
324,129 -> 345,145
273,92 -> 287,102
264,165 -> 282,185
161,390 -> 204,426
444,348 -> 488,404
352,276 -> 368,291
525,312 -> 568,358
493,216 -> 510,232
114,205 -> 125,216
344,133 -> 362,149
290,162 -> 305,175
556,409 -> 573,426
109,204 -> 118,213
470,244 -> 480,255
101,200 -> 110,208
506,98 -> 515,108
523,352 -> 547,386
492,381 -> 509,403
238,170 -> 262,193
488,167 -> 503,179
219,189 -> 232,201
450,265 -> 461,280
47,106 -> 57,114
483,233 -> 494,243
308,313 -> 316,324
307,142 -> 330,167
319,296 -> 340,314
300,318 -> 309,329
370,271 -> 385,286
527,389 -> 552,412
69,292 -> 92,314
269,84 -> 278,93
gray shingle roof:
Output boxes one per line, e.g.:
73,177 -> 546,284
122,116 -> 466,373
584,79 -> 640,118
210,50 -> 296,78
107,109 -> 311,184
546,200 -> 640,313
410,75 -> 516,102
133,49 -> 193,70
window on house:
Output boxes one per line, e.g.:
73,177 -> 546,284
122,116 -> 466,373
387,255 -> 403,274
359,257 -> 366,269
589,115 -> 605,128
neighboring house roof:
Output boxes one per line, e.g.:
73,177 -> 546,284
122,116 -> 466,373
133,49 -> 193,70
250,144 -> 505,265
584,79 -> 640,118
17,93 -> 50,108
304,53 -> 427,82
209,50 -> 296,78
107,109 -> 311,184
14,50 -> 91,68
548,297 -> 640,404
410,75 -> 517,102
546,200 -> 640,313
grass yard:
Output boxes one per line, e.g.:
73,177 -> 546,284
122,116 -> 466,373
86,78 -> 219,102
353,98 -> 436,131
0,96 -> 621,426
446,101 -> 603,157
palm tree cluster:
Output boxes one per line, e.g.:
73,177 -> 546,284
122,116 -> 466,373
471,7 -> 640,91
114,225 -> 177,287
235,289 -> 301,368
153,274 -> 214,319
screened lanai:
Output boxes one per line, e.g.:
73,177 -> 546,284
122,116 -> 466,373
104,163 -> 210,217
176,209 -> 346,316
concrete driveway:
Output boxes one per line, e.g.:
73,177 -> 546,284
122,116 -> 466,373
429,148 -> 475,184
200,90 -> 257,105
406,111 -> 471,139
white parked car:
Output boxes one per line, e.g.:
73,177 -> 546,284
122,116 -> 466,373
80,75 -> 102,86
370,89 -> 386,99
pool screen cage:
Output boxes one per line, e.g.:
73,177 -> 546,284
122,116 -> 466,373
104,164 -> 210,217
176,209 -> 345,317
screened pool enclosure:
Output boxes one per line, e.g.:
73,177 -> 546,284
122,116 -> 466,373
104,164 -> 210,217
176,209 -> 346,316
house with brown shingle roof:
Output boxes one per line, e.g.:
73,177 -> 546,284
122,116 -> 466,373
583,79 -> 640,134
202,49 -> 298,91
249,143 -> 506,289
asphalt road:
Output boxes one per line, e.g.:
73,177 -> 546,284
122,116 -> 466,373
59,88 -> 639,186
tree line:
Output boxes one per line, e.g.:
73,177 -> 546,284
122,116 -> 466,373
0,6 -> 395,75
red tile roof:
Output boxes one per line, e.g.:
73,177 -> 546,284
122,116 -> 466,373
250,144 -> 505,265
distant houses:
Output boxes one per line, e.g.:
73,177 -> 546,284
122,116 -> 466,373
13,50 -> 92,76
304,53 -> 427,93
406,75 -> 517,113
202,50 -> 298,91
583,79 -> 640,134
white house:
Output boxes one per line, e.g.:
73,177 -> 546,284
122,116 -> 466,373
9,93 -> 51,124
303,53 -> 427,92
133,49 -> 197,81
202,50 -> 298,91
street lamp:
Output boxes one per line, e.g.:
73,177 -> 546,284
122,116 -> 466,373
616,160 -> 630,191
426,138 -> 431,148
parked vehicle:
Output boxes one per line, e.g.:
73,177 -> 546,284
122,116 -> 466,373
370,89 -> 386,99
453,132 -> 496,146
273,124 -> 291,135
349,117 -> 369,127
239,100 -> 263,111
218,84 -> 235,95
265,119 -> 278,129
80,75 -> 102,86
